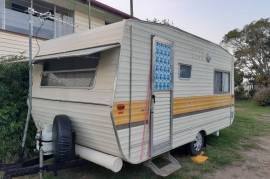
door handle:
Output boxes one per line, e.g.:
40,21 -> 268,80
152,95 -> 156,103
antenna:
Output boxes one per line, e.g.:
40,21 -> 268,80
21,4 -> 77,179
130,0 -> 134,17
21,2 -> 34,159
88,0 -> 91,29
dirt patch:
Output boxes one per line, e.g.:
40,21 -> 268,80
206,136 -> 270,179
257,114 -> 270,123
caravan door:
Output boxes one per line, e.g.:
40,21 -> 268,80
151,37 -> 173,156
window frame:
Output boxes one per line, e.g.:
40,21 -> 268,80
40,65 -> 98,90
178,63 -> 192,80
2,0 -> 74,39
0,0 -> 5,29
214,70 -> 231,94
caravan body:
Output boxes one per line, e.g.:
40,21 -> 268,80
32,19 -> 234,168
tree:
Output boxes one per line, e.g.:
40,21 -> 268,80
222,18 -> 270,88
146,18 -> 174,26
234,65 -> 244,88
234,64 -> 248,99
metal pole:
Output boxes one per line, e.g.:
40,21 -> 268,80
128,25 -> 133,158
2,0 -> 6,29
130,0 -> 133,18
88,0 -> 91,29
22,0 -> 33,155
53,5 -> 57,38
39,143 -> 44,179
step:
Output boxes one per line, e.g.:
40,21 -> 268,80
144,153 -> 181,177
158,162 -> 181,177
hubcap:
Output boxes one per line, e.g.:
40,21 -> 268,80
193,133 -> 203,152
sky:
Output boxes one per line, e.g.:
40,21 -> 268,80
98,0 -> 270,44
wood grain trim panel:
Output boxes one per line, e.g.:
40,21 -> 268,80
113,94 -> 234,128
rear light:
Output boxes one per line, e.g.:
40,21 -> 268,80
117,104 -> 125,110
117,104 -> 125,114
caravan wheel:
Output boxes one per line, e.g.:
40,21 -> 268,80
188,132 -> 204,156
53,115 -> 75,163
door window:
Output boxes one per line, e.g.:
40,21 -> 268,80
154,42 -> 172,91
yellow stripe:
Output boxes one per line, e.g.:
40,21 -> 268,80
173,95 -> 234,115
113,94 -> 234,126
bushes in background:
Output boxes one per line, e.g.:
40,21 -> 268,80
235,86 -> 248,100
254,87 -> 270,106
0,61 -> 36,162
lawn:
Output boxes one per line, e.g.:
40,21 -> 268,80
10,100 -> 270,179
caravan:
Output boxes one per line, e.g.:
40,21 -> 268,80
31,19 -> 234,176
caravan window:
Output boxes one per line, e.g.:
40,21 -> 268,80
214,71 -> 230,93
179,64 -> 192,79
41,55 -> 99,88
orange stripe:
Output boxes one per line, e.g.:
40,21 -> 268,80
113,94 -> 234,126
113,101 -> 148,126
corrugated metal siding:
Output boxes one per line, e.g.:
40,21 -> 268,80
172,107 -> 231,148
0,30 -> 40,57
32,48 -> 121,156
114,22 -> 152,163
129,21 -> 232,97
117,125 -> 149,163
152,92 -> 171,155
32,98 -> 120,156
37,21 -> 125,57
114,20 -> 234,163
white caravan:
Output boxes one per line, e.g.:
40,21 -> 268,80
31,19 -> 235,176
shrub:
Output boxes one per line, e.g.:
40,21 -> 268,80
235,86 -> 248,100
254,87 -> 270,106
248,88 -> 256,98
0,61 -> 36,162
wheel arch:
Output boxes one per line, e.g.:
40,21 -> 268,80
199,130 -> 207,147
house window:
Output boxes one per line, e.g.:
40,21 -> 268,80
2,0 -> 74,39
214,71 -> 230,93
179,64 -> 192,79
54,6 -> 74,38
41,54 -> 99,88
0,0 -> 4,29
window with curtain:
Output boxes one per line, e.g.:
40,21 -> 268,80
214,71 -> 230,94
41,54 -> 99,88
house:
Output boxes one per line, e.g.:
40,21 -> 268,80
0,0 -> 131,58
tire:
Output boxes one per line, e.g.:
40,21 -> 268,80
188,132 -> 204,156
52,115 -> 75,163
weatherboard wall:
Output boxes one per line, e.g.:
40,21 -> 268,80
74,11 -> 105,32
0,30 -> 40,58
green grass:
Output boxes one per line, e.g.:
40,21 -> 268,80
9,100 -> 270,179
173,100 -> 270,179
